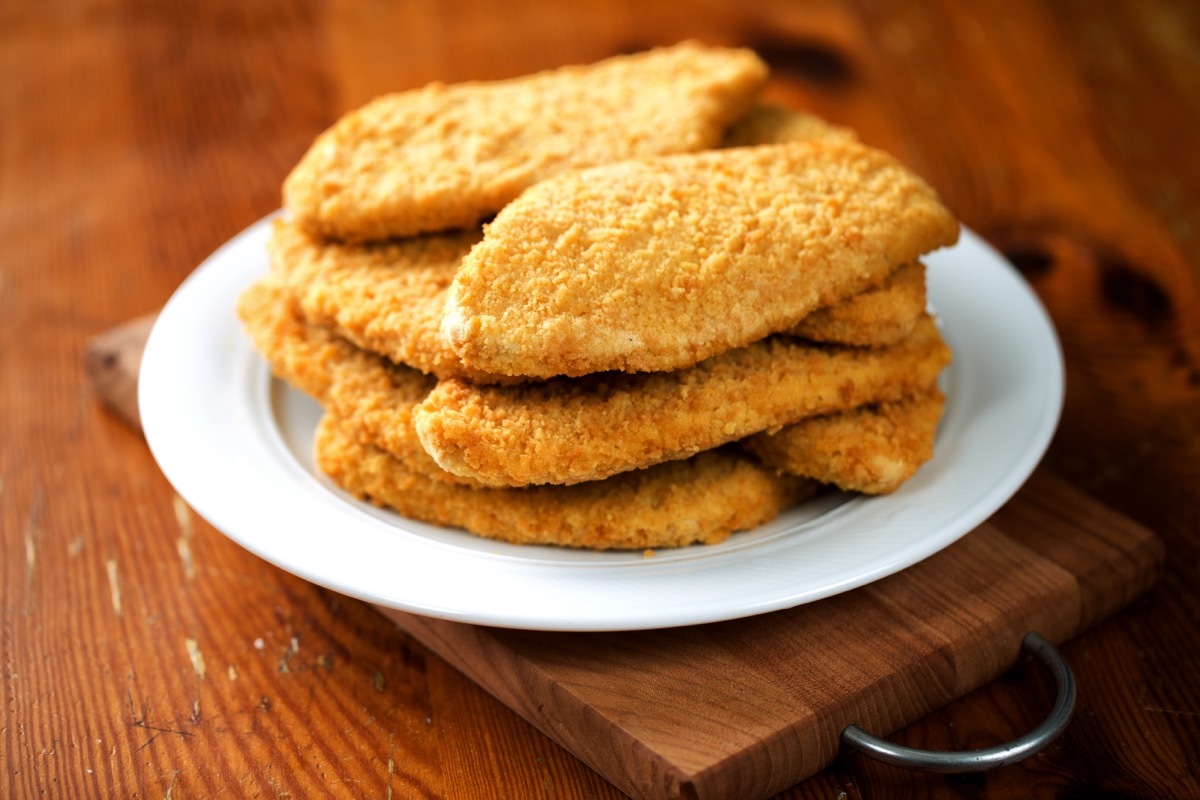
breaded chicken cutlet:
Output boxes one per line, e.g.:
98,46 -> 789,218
265,219 -> 500,383
266,217 -> 928,387
284,42 -> 768,241
240,278 -> 950,489
237,279 -> 452,485
743,387 -> 946,494
441,140 -> 958,379
787,260 -> 926,347
240,281 -> 939,548
241,47 -> 962,549
315,414 -> 817,550
415,316 -> 951,487
722,103 -> 858,147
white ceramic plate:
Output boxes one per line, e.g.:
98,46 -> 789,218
140,216 -> 1063,631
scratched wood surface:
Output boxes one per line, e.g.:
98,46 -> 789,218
3,1 -> 1199,798
72,325 -> 1168,797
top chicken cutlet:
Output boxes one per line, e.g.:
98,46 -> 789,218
441,139 -> 959,379
283,41 -> 768,241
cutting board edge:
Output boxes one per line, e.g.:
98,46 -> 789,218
380,608 -> 705,798
376,476 -> 1164,800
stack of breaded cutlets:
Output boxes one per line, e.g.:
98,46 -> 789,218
237,42 -> 959,550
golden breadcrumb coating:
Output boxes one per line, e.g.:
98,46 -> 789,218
283,42 -> 768,241
240,277 -> 949,495
788,260 -> 927,347
743,387 -> 946,494
239,279 -> 916,547
723,107 -> 931,353
237,279 -> 476,486
241,45 -> 964,548
315,414 -> 818,550
415,315 -> 952,487
270,219 -> 919,390
265,219 -> 511,382
442,140 -> 959,378
722,103 -> 858,147
235,279 -> 345,401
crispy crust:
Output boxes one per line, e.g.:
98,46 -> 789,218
267,220 -> 922,392
315,414 -> 817,550
722,103 -> 857,147
240,277 -> 951,494
265,218 -> 511,382
236,279 -> 470,485
235,279 -> 346,401
724,110 -> 937,354
789,260 -> 927,347
415,315 -> 952,487
743,387 -> 946,494
283,42 -> 768,241
248,49 -> 963,548
442,140 -> 959,378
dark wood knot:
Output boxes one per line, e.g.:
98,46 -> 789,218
1099,258 -> 1173,327
1002,247 -> 1056,278
751,38 -> 853,88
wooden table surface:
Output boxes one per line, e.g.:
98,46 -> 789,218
4,1 -> 1198,797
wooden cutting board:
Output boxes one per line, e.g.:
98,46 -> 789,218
88,317 -> 1163,800
375,472 -> 1161,799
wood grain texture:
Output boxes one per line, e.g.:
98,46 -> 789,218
379,487 -> 1160,799
5,1 -> 1200,798
72,318 -> 1165,797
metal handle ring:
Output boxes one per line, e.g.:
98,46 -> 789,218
841,631 -> 1076,774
